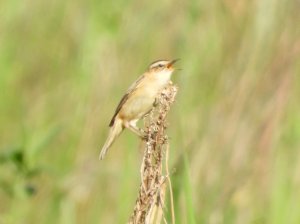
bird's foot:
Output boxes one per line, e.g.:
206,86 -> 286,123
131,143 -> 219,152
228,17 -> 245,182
139,129 -> 148,140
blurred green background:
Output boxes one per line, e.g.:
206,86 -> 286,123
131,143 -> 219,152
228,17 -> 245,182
1,0 -> 300,223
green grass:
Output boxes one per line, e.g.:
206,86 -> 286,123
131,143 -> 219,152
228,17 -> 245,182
1,0 -> 300,223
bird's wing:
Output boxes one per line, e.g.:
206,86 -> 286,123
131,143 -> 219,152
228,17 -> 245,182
109,74 -> 145,127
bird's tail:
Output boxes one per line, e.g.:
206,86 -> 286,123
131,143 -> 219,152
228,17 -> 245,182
99,118 -> 123,160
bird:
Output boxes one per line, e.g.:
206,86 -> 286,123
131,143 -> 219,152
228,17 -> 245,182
99,59 -> 178,160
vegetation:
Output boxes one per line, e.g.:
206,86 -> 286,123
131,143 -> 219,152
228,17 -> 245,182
0,0 -> 299,223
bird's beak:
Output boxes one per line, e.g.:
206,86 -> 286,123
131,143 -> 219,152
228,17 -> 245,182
167,59 -> 179,69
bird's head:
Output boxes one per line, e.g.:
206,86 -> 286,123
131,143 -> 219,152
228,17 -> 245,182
148,59 -> 179,73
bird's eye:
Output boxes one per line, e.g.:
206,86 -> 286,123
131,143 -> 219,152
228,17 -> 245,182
158,64 -> 163,67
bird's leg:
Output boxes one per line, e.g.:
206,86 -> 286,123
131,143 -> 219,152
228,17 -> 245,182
124,122 -> 147,140
153,98 -> 159,107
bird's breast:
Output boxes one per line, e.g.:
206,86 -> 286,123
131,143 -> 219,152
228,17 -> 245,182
118,70 -> 172,121
144,71 -> 172,93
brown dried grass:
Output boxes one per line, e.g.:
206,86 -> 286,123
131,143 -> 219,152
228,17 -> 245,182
128,83 -> 178,224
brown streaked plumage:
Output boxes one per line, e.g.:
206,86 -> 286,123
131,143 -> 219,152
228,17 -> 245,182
99,59 -> 178,160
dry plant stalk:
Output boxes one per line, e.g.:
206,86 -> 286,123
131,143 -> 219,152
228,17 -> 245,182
128,83 -> 178,224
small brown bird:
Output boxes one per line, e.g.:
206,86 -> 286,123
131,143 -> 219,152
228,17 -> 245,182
99,59 -> 178,159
